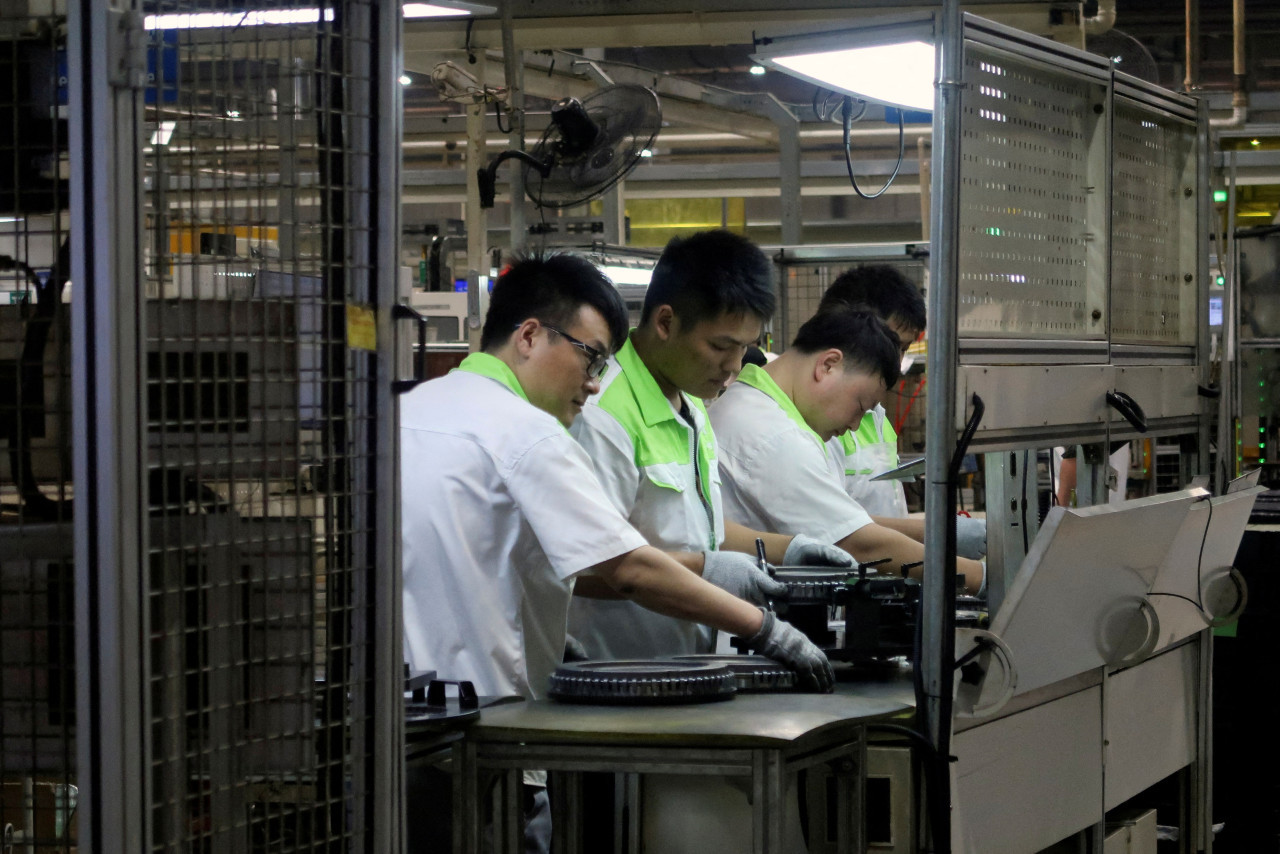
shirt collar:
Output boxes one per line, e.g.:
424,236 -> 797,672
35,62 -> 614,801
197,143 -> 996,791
615,336 -> 682,427
735,363 -> 827,455
455,352 -> 530,403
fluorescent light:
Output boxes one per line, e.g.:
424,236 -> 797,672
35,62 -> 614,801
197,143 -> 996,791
600,265 -> 654,287
150,120 -> 176,146
753,16 -> 938,112
0,216 -> 22,224
639,149 -> 653,158
399,74 -> 413,85
749,65 -> 766,76
403,3 -> 471,17
769,41 -> 935,112
145,8 -> 335,29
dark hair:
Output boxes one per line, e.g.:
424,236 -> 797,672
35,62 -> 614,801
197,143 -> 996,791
818,264 -> 926,335
741,345 -> 769,368
640,230 -> 776,327
791,306 -> 902,388
480,252 -> 629,353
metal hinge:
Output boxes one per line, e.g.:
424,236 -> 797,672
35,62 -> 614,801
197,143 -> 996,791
108,7 -> 147,91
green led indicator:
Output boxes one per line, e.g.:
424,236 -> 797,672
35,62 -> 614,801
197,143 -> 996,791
1214,189 -> 1228,203
985,227 -> 1002,236
1217,275 -> 1227,286
1261,443 -> 1266,449
1262,458 -> 1267,464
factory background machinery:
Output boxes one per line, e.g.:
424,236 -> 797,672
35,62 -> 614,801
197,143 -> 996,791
1,1 -> 1278,853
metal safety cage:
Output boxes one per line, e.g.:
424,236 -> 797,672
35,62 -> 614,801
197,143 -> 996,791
70,2 -> 402,854
923,9 -> 1215,854
0,5 -> 78,854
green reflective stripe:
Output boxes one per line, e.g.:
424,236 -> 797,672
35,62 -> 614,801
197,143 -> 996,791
596,338 -> 719,550
455,352 -> 529,402
837,409 -> 899,474
736,364 -> 827,456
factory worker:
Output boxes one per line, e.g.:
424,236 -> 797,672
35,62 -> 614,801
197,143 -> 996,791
567,230 -> 852,660
818,264 -> 987,558
710,305 -> 986,592
402,253 -> 833,850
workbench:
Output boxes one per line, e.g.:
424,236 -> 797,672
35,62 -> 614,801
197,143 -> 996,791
460,678 -> 914,854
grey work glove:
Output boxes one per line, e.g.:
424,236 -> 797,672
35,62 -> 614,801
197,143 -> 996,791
701,550 -> 788,606
955,515 -> 987,559
782,534 -> 854,568
746,608 -> 835,693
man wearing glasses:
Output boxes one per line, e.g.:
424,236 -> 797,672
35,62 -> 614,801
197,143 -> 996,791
400,254 -> 833,849
819,265 -> 986,558
567,230 -> 853,661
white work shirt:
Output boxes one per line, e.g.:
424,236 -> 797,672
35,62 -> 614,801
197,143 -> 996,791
827,404 -> 909,518
567,338 -> 723,659
401,353 -> 648,703
710,364 -> 874,547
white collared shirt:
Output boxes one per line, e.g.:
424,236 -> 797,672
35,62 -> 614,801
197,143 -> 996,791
401,365 -> 648,701
710,368 -> 873,547
826,404 -> 909,518
566,340 -> 723,658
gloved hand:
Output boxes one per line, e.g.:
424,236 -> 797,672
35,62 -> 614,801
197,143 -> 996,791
702,550 -> 788,606
955,515 -> 987,559
746,608 -> 834,693
782,534 -> 854,568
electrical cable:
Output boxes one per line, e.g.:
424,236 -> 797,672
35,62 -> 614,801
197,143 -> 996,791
1048,448 -> 1058,506
1147,494 -> 1215,616
1021,449 -> 1030,554
842,96 -> 905,200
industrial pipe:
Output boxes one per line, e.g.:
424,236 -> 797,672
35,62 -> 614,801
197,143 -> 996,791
1209,0 -> 1248,128
1083,0 -> 1117,36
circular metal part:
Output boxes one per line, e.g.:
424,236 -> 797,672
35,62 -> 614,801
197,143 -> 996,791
670,654 -> 797,693
548,659 -> 737,705
772,567 -> 853,603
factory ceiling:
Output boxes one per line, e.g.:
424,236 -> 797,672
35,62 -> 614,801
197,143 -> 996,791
393,0 -> 1280,245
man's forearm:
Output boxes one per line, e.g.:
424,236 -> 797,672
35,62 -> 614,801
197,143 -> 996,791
721,520 -> 792,563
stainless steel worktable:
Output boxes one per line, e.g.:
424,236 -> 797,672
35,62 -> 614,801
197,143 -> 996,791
459,677 -> 916,854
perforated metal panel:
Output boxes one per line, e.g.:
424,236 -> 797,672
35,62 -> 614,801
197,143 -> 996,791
1110,97 -> 1198,346
956,44 -> 1108,340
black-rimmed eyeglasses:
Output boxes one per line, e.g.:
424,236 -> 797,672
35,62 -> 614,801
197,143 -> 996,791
538,322 -> 610,379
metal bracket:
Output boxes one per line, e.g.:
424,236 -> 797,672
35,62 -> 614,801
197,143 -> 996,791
109,8 -> 147,91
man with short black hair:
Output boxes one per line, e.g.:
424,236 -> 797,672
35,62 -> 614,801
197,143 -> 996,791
817,264 -> 986,558
567,232 -> 853,660
402,251 -> 832,850
711,305 -> 985,590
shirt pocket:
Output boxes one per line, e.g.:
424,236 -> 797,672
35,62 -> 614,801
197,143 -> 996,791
642,461 -> 687,493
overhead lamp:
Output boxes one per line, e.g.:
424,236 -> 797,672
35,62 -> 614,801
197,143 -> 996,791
600,265 -> 654,287
752,15 -> 938,113
404,1 -> 496,17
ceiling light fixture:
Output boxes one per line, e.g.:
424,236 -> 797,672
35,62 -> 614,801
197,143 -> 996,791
752,14 -> 938,113
748,65 -> 766,76
404,2 -> 495,17
150,120 -> 177,146
399,74 -> 413,85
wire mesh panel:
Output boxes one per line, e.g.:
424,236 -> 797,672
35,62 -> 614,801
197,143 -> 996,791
0,7 -> 78,853
137,3 -> 388,852
1110,89 -> 1198,347
956,43 -> 1109,341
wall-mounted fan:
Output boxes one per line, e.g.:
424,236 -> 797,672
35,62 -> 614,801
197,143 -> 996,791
478,83 -> 661,209
1086,29 -> 1159,84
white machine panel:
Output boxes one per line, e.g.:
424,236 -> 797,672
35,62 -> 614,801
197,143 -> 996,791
1147,486 -> 1261,650
989,489 -> 1205,697
954,685 -> 1103,853
1104,643 -> 1198,809
1111,365 -> 1201,421
958,364 -> 1110,432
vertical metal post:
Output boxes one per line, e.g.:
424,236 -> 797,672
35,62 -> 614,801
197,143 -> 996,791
1223,151 -> 1238,485
277,57 -> 299,260
373,1 -> 405,851
70,3 -> 149,853
501,12 -> 526,254
923,3 -> 963,851
1196,98 -> 1212,477
603,182 -> 626,246
777,117 -> 802,246
982,450 -> 1039,616
466,54 -> 489,352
